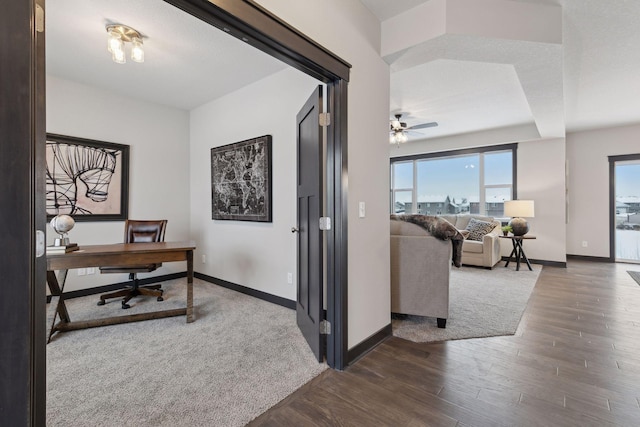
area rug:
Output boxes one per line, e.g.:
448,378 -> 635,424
46,278 -> 326,427
628,270 -> 640,286
392,264 -> 542,343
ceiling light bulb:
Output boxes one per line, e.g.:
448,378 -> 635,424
398,132 -> 408,143
112,47 -> 126,64
107,29 -> 123,54
131,37 -> 144,63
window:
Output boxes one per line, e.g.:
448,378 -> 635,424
390,144 -> 516,219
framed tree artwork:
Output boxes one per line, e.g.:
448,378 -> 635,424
45,133 -> 130,222
210,135 -> 272,222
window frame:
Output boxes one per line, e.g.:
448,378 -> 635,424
390,143 -> 518,217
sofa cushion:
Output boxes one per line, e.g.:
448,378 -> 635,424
465,218 -> 496,241
462,239 -> 484,253
454,214 -> 493,229
439,215 -> 457,227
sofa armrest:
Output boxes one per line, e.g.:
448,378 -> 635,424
390,234 -> 451,318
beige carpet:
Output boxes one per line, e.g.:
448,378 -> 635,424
392,263 -> 542,343
46,278 -> 326,426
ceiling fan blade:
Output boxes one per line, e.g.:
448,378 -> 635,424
407,122 -> 438,130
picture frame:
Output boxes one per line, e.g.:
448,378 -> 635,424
45,133 -> 130,222
210,135 -> 272,222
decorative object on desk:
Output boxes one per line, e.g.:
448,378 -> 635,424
50,214 -> 75,246
501,225 -> 513,236
210,135 -> 272,222
46,133 -> 129,222
504,199 -> 535,236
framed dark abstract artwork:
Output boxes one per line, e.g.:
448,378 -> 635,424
210,135 -> 272,222
46,133 -> 129,222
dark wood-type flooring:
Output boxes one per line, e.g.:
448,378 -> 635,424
249,260 -> 640,426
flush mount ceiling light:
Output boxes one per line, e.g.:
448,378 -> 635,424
106,24 -> 144,64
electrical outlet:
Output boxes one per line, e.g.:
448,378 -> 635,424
77,268 -> 86,276
86,267 -> 95,275
287,272 -> 293,284
202,254 -> 206,264
581,241 -> 588,248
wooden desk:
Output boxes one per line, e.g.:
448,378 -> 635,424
46,241 -> 196,342
500,235 -> 536,271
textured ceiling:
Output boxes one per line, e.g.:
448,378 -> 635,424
46,0 -> 287,111
48,0 -> 640,139
361,0 -> 640,140
391,59 -> 534,139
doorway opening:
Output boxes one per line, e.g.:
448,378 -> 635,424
610,154 -> 640,263
1,0 -> 350,423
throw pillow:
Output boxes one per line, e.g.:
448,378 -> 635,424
465,218 -> 495,241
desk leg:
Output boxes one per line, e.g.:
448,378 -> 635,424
47,269 -> 70,343
186,249 -> 194,323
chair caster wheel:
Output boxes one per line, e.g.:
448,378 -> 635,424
97,300 -> 106,306
157,296 -> 164,302
122,302 -> 131,309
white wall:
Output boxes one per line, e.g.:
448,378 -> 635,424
254,0 -> 392,349
189,68 -> 318,300
517,137 -> 566,263
391,132 -> 567,264
46,76 -> 191,292
566,123 -> 640,257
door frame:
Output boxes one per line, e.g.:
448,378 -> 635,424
162,0 -> 350,369
1,0 -> 47,425
609,153 -> 640,262
2,0 -> 350,423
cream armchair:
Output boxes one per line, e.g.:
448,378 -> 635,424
439,214 -> 502,268
390,219 -> 451,328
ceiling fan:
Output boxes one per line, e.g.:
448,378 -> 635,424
389,113 -> 438,146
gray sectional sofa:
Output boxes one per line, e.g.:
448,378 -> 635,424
390,219 -> 451,327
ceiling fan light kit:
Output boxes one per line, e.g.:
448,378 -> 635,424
389,113 -> 438,146
390,129 -> 408,146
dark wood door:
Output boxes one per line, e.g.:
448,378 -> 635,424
296,86 -> 324,362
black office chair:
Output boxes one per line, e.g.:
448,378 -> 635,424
97,219 -> 168,309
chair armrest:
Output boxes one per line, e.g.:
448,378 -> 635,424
481,223 -> 502,267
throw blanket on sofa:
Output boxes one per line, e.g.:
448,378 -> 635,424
390,214 -> 464,268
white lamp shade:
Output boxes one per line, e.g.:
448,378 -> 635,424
504,200 -> 535,218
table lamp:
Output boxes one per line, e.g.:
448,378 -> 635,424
504,200 -> 534,236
